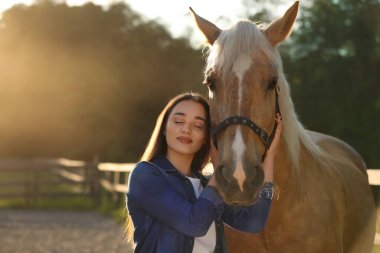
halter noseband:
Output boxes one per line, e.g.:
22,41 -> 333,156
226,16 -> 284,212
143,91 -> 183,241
211,85 -> 281,161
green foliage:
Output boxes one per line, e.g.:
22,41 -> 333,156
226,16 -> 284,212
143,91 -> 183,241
0,1 -> 206,162
96,191 -> 125,224
0,196 -> 96,210
281,0 -> 380,167
243,0 -> 289,23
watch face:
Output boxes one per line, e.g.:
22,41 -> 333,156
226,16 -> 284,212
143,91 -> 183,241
260,182 -> 275,199
261,191 -> 273,199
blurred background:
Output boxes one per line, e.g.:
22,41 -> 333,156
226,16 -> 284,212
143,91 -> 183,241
0,0 -> 379,166
0,0 -> 379,252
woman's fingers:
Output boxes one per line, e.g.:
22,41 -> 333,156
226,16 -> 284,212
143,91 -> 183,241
275,113 -> 282,136
267,113 -> 282,156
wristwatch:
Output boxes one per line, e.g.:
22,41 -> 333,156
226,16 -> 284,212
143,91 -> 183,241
260,181 -> 275,199
263,181 -> 275,188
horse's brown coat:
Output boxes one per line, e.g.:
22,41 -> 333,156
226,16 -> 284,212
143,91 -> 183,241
191,1 -> 376,252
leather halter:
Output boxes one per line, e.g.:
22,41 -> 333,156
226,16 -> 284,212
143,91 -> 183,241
211,85 -> 281,161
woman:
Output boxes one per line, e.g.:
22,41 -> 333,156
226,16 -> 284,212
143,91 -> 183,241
126,92 -> 282,253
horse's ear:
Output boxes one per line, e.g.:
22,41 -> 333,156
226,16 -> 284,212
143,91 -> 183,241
264,1 -> 299,46
189,7 -> 222,45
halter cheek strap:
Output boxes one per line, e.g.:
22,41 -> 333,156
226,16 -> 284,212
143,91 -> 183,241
262,85 -> 281,160
211,85 -> 281,161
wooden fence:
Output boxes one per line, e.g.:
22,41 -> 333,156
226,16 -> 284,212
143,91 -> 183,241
97,166 -> 380,190
0,158 -> 379,201
0,158 -> 96,204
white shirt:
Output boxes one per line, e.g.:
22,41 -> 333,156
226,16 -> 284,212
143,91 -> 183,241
186,176 -> 216,253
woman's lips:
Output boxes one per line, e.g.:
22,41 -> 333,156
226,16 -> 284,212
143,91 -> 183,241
177,136 -> 193,144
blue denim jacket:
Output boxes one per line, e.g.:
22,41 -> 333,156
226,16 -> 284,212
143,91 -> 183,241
126,156 -> 272,253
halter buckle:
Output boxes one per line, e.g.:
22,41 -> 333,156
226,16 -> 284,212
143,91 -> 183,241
260,130 -> 268,144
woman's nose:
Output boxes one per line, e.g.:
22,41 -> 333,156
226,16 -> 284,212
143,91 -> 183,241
180,124 -> 191,134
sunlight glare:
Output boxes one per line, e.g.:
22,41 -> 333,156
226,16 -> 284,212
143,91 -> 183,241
65,0 -> 118,7
0,0 -> 34,14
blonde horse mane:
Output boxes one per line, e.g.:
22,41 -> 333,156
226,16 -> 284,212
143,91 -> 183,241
203,20 -> 326,174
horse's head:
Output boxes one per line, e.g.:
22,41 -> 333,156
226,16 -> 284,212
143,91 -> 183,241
190,2 -> 299,205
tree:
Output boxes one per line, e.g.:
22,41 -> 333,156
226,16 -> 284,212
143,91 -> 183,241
0,1 -> 206,161
282,0 -> 380,166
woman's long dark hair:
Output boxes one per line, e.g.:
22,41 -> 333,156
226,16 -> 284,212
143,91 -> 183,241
140,92 -> 211,172
124,92 -> 211,247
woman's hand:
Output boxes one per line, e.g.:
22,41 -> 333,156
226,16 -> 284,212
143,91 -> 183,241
208,143 -> 219,187
267,113 -> 283,158
263,113 -> 282,182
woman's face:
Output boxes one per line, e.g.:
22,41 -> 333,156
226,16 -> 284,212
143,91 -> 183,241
165,100 -> 208,158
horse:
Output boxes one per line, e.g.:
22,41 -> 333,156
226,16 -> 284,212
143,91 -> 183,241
190,1 -> 376,252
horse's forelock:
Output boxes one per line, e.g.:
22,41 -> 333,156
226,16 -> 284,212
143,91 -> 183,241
205,20 -> 279,81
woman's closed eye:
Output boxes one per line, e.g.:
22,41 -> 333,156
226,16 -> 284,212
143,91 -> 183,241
193,123 -> 205,130
172,116 -> 205,130
175,121 -> 203,129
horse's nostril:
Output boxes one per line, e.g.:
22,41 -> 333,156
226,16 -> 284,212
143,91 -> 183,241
249,166 -> 264,185
215,165 -> 235,187
221,166 -> 230,179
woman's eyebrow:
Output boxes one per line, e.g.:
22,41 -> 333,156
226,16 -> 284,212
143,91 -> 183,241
195,116 -> 206,123
173,112 -> 206,123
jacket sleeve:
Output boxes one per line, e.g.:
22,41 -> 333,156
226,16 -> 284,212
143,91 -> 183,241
126,162 -> 224,237
221,192 -> 272,233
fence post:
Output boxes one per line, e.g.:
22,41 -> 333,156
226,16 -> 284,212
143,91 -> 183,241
32,170 -> 39,204
25,170 -> 31,206
113,171 -> 120,205
83,161 -> 89,193
89,156 -> 101,205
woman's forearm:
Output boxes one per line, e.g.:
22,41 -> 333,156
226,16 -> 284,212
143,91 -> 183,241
262,156 -> 274,182
262,113 -> 282,182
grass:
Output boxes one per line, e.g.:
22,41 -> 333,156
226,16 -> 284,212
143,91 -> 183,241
0,196 -> 97,210
96,191 -> 126,224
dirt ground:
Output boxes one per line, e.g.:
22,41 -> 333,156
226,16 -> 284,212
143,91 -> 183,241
0,209 -> 133,253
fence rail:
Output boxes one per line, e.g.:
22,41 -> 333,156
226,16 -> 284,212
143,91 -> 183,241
1,159 -> 379,198
99,165 -> 380,191
0,159 -> 94,204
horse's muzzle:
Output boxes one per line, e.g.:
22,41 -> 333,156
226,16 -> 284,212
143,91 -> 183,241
214,163 -> 264,205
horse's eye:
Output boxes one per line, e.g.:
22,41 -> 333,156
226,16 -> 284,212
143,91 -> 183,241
203,76 -> 216,92
268,77 -> 278,90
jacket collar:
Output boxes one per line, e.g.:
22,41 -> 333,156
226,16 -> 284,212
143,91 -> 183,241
152,156 -> 180,173
152,156 -> 209,186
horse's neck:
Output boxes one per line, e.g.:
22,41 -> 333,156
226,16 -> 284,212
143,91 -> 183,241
274,142 -> 308,196
273,145 -> 293,190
